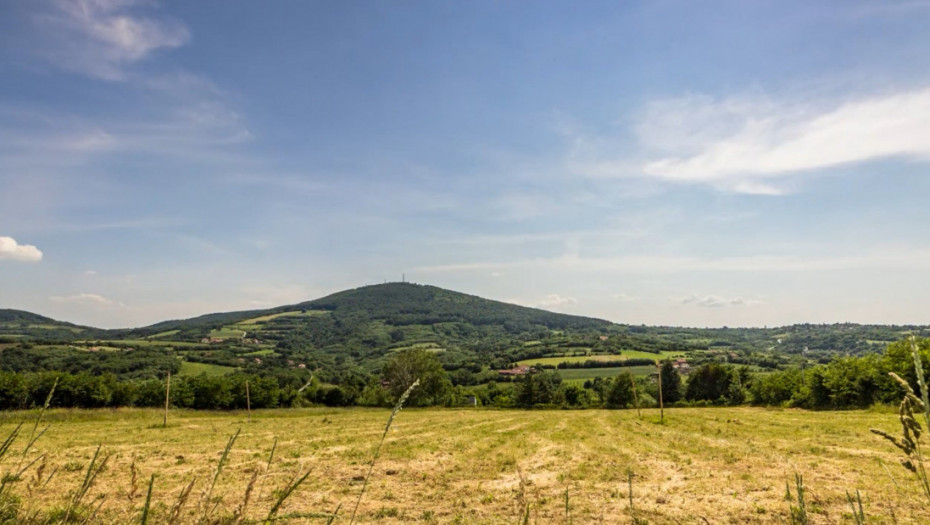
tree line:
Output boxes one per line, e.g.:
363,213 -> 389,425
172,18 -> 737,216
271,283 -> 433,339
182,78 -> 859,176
0,338 -> 927,411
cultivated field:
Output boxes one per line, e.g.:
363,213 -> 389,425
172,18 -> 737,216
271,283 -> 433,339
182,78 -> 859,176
0,406 -> 925,524
517,351 -> 684,367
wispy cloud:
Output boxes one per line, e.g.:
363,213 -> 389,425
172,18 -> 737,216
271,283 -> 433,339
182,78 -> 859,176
613,293 -> 638,302
638,87 -> 930,192
414,248 -> 930,275
0,237 -> 43,262
49,292 -> 127,308
36,0 -> 189,81
538,294 -> 578,309
677,294 -> 761,308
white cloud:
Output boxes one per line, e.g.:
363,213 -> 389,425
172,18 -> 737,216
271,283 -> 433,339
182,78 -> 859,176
49,292 -> 127,308
538,294 -> 578,308
678,294 -> 762,308
37,0 -> 190,80
414,247 -> 930,275
639,87 -> 930,191
0,237 -> 43,262
613,293 -> 637,302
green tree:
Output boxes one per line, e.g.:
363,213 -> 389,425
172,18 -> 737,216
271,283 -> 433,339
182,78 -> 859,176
515,372 -> 539,408
685,363 -> 732,402
605,372 -> 634,409
381,349 -> 452,406
659,360 -> 682,404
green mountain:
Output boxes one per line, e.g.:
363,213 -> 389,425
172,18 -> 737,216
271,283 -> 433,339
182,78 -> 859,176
3,283 -> 929,384
136,282 -> 610,337
118,282 -> 614,371
0,309 -> 106,340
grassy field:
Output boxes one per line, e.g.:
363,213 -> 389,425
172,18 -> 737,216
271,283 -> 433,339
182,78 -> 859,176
177,361 -> 237,377
208,328 -> 246,339
558,366 -> 658,385
227,310 -> 330,333
146,329 -> 180,339
0,406 -> 924,524
518,350 -> 684,367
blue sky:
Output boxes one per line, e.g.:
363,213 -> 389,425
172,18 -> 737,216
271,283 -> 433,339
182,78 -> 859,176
3,0 -> 930,328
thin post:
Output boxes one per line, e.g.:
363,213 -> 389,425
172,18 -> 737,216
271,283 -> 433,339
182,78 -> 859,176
246,381 -> 252,423
630,372 -> 641,419
656,360 -> 664,424
163,370 -> 171,427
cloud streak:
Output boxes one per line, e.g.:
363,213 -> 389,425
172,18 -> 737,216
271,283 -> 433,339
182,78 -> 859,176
414,248 -> 930,275
538,294 -> 578,309
49,292 -> 127,308
0,237 -> 43,262
37,0 -> 190,80
678,294 -> 761,308
639,87 -> 930,192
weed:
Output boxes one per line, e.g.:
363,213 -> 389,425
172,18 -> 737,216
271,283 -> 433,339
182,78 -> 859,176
787,473 -> 808,525
62,444 -> 110,522
845,488 -> 864,525
872,337 -> 930,502
349,379 -> 419,525
140,474 -> 154,525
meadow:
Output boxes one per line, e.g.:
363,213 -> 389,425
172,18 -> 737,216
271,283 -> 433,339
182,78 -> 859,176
516,351 -> 684,367
558,366 -> 658,385
0,406 -> 925,524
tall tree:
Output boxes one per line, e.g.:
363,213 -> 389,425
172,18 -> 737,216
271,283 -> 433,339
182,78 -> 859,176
381,349 -> 452,407
660,360 -> 682,404
605,372 -> 634,409
685,363 -> 732,402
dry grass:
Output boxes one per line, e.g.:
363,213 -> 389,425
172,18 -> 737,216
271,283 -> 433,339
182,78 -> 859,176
0,406 -> 926,523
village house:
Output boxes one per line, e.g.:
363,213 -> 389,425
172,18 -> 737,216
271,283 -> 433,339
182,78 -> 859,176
498,365 -> 532,376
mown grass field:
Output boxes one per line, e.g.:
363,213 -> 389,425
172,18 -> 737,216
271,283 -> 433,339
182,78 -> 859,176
559,366 -> 658,385
517,350 -> 684,367
0,406 -> 925,523
177,361 -> 237,377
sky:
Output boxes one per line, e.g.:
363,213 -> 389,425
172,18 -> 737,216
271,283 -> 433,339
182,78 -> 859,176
3,0 -> 930,329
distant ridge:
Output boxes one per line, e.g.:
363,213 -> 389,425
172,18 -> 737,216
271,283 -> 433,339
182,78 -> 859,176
134,282 -> 611,336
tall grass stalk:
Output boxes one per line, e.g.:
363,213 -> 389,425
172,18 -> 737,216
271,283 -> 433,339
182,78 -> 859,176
563,487 -> 571,524
0,423 -> 23,463
266,438 -> 277,471
871,337 -> 930,502
263,468 -> 312,524
167,478 -> 196,525
788,473 -> 808,525
63,444 -> 110,522
845,489 -> 864,525
18,378 -> 57,472
348,379 -> 419,525
140,474 -> 155,525
198,428 -> 240,521
234,470 -> 258,524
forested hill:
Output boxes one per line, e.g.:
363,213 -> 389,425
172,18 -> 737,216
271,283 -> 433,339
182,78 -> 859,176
4,284 -> 930,378
0,309 -> 108,340
300,283 -> 611,329
130,283 -> 610,337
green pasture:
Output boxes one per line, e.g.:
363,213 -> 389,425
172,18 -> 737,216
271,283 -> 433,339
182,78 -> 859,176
177,361 -> 237,377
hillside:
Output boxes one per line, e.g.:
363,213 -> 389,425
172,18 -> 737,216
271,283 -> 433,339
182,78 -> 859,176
116,282 -> 616,374
0,309 -> 108,340
134,282 -> 610,337
3,283 -> 929,386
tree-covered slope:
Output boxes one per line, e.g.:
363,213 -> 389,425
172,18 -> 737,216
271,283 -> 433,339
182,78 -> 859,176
0,309 -> 108,340
135,283 -> 610,336
4,284 -> 930,384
